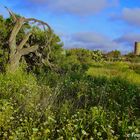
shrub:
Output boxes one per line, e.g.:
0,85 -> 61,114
0,66 -> 140,139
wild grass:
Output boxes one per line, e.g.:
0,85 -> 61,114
87,62 -> 140,85
0,63 -> 140,139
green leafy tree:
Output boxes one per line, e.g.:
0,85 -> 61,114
0,15 -> 11,72
105,50 -> 121,61
0,8 -> 63,73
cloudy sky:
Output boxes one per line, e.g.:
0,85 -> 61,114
1,0 -> 140,53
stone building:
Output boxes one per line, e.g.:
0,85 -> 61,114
134,42 -> 140,55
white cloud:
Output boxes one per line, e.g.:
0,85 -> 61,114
48,0 -> 107,15
115,33 -> 140,45
122,8 -> 140,26
110,7 -> 140,27
61,32 -> 124,51
29,0 -> 118,15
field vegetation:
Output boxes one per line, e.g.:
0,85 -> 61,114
0,10 -> 140,139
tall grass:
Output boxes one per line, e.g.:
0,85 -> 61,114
0,64 -> 140,139
87,62 -> 140,84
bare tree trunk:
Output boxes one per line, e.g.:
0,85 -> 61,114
7,52 -> 21,72
5,8 -> 52,73
7,44 -> 39,73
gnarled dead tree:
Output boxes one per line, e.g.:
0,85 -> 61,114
6,8 -> 54,72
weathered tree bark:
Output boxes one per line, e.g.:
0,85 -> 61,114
6,8 -> 53,73
8,52 -> 21,73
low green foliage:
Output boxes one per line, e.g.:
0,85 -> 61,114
0,67 -> 140,139
0,14 -> 140,139
87,62 -> 140,84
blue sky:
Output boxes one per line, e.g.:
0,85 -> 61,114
1,0 -> 140,53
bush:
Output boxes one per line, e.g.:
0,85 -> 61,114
0,67 -> 140,139
0,70 -> 53,139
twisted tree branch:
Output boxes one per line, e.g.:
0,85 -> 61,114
4,6 -> 55,72
5,6 -> 17,22
17,32 -> 32,50
20,45 -> 38,55
26,18 -> 52,31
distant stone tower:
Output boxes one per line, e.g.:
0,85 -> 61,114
134,42 -> 140,55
